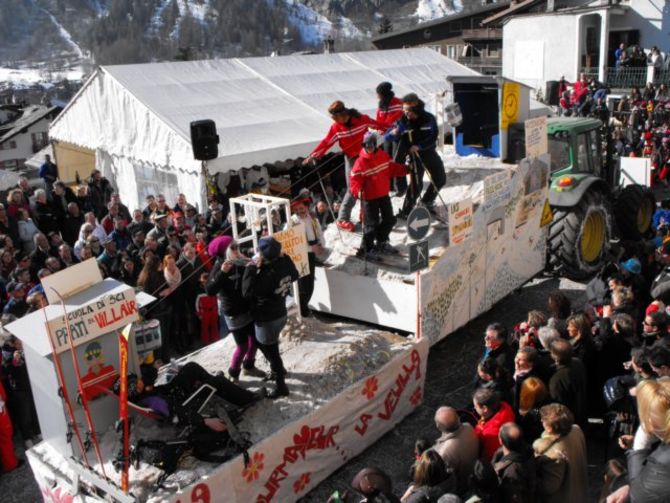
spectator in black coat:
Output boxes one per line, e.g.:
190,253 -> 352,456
548,339 -> 588,428
62,202 -> 84,247
481,322 -> 515,377
33,189 -> 58,236
492,423 -> 536,503
242,236 -> 298,399
87,170 -> 114,219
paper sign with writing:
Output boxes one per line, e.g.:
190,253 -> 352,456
483,170 -> 512,211
448,198 -> 473,245
274,223 -> 310,278
46,287 -> 139,354
524,117 -> 548,157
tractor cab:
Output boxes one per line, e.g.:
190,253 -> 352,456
547,117 -> 604,179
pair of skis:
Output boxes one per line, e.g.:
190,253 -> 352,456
42,289 -> 133,494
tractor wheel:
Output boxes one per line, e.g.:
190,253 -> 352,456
613,185 -> 656,240
548,190 -> 611,280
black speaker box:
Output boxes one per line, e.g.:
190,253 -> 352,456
190,120 -> 220,161
546,80 -> 560,106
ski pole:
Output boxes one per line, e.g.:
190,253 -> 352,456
412,151 -> 449,213
51,287 -> 108,479
313,158 -> 345,243
360,188 -> 367,276
40,299 -> 91,467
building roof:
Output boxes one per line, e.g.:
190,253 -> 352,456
372,1 -> 511,44
497,2 -> 627,23
0,105 -> 58,144
482,0 -> 544,25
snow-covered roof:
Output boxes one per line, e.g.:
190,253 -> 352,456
0,105 -> 58,144
49,48 -> 478,174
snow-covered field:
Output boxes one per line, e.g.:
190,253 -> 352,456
0,66 -> 85,87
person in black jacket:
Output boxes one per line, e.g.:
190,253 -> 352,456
492,423 -> 536,503
205,236 -> 266,383
385,93 -> 446,218
242,236 -> 299,399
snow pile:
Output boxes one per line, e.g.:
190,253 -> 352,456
282,0 -> 364,44
414,0 -> 463,22
321,150 -> 509,280
56,315 -> 411,500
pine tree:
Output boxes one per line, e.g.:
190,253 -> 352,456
378,15 -> 392,34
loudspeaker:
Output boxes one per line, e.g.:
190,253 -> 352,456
190,120 -> 220,161
546,80 -> 560,106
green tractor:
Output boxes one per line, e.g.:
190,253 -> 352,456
546,117 -> 656,279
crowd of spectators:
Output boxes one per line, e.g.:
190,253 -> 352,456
331,231 -> 670,501
0,165 -> 307,473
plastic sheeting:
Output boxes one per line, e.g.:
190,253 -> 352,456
49,48 -> 477,208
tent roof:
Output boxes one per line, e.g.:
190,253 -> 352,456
50,48 -> 477,173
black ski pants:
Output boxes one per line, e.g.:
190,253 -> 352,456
362,195 -> 396,251
171,362 -> 257,408
401,148 -> 446,213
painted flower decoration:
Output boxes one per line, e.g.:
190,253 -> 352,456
410,385 -> 422,406
293,472 -> 311,494
362,376 -> 379,400
242,452 -> 265,482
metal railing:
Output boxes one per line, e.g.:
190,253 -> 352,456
578,66 -> 670,90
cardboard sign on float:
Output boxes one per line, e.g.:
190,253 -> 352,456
5,259 -> 154,459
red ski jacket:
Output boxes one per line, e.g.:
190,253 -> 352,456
376,97 -> 404,131
474,401 -> 516,462
311,114 -> 381,159
350,148 -> 407,201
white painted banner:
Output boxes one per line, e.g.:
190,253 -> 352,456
46,287 -> 140,354
274,223 -> 310,278
448,198 -> 474,245
159,338 -> 430,503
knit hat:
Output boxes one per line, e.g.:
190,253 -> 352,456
402,93 -> 420,105
620,258 -> 641,275
351,467 -> 392,496
376,81 -> 393,97
258,236 -> 281,261
208,235 -> 233,258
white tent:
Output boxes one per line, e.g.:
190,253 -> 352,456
49,48 -> 478,211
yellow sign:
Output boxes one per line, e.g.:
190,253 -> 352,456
273,223 -> 310,278
501,82 -> 519,130
540,199 -> 554,227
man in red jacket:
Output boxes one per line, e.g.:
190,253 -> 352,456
303,101 -> 381,232
473,387 -> 516,462
350,132 -> 407,258
376,81 -> 407,196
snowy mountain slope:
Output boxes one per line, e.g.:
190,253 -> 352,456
282,0 -> 365,43
414,0 -> 463,21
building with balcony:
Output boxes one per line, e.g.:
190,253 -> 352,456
501,0 -> 670,92
0,105 -> 60,170
371,2 -> 511,75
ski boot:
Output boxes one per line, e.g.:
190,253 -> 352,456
376,241 -> 399,255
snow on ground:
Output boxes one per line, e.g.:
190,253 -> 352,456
282,0 -> 364,44
322,150 -> 510,281
414,0 -> 463,22
40,8 -> 86,60
0,66 -> 84,87
29,315 -> 411,501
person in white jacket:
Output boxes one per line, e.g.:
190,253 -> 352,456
16,209 -> 38,254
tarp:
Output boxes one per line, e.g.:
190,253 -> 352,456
49,48 -> 477,209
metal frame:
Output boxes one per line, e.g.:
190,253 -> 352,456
228,193 -> 302,318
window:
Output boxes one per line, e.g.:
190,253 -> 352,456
0,140 -> 17,150
447,45 -> 458,59
31,132 -> 48,150
0,159 -> 19,170
548,135 -> 571,172
576,133 -> 590,172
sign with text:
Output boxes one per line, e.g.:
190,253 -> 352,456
524,117 -> 548,157
483,170 -> 512,211
274,223 -> 310,278
46,287 -> 139,354
448,198 -> 473,245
